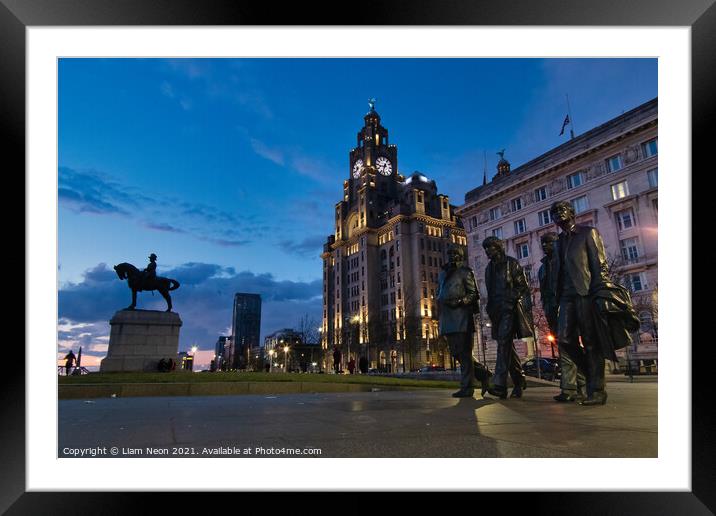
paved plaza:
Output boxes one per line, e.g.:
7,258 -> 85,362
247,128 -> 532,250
58,382 -> 657,458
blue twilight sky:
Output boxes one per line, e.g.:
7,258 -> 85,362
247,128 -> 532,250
58,58 -> 657,369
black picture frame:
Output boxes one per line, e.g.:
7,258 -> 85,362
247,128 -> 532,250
4,0 -> 710,511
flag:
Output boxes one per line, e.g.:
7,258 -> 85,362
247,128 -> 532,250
559,114 -> 570,136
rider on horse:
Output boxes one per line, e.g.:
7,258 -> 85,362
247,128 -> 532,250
143,253 -> 158,290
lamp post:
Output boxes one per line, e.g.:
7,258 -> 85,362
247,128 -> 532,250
283,345 -> 290,373
547,334 -> 556,359
189,345 -> 198,372
269,349 -> 275,372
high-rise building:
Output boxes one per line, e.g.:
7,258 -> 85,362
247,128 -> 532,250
321,102 -> 467,372
458,98 -> 658,371
214,335 -> 231,371
231,293 -> 262,370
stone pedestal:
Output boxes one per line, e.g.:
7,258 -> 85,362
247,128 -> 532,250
100,310 -> 182,373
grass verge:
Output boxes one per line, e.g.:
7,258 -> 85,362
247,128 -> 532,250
59,371 -> 460,389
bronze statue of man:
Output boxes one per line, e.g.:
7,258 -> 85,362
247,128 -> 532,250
550,202 -> 612,405
436,243 -> 480,398
482,236 -> 531,399
538,232 -> 586,402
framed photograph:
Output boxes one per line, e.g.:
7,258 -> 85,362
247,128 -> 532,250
6,0 -> 709,509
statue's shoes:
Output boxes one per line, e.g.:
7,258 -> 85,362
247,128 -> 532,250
452,389 -> 475,398
579,392 -> 608,406
553,392 -> 577,402
487,386 -> 508,399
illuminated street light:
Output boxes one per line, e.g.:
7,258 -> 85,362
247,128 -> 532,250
547,334 -> 556,359
283,345 -> 290,373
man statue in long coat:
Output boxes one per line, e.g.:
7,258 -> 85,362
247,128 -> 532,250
436,244 -> 480,398
550,201 -> 640,406
482,236 -> 531,399
538,232 -> 586,402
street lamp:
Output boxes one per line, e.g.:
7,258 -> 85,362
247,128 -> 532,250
547,334 -> 556,359
283,345 -> 290,373
269,349 -> 275,372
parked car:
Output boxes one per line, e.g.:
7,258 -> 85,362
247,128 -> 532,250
522,357 -> 561,381
418,365 -> 446,373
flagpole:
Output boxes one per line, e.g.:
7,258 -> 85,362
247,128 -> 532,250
566,93 -> 575,139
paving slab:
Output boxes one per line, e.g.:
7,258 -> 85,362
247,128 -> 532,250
58,382 -> 657,458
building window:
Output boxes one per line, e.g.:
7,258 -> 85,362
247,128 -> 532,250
511,197 -> 523,212
489,206 -> 502,221
629,272 -> 647,292
534,186 -> 548,202
538,209 -> 552,227
615,208 -> 636,231
642,138 -> 658,158
491,227 -> 503,239
514,218 -> 527,235
516,242 -> 529,259
571,195 -> 589,214
566,171 -> 586,189
611,181 -> 629,200
647,168 -> 658,188
606,154 -> 623,173
470,216 -> 477,229
620,237 -> 640,263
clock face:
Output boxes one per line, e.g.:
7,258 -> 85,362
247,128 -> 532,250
352,159 -> 364,178
376,157 -> 392,176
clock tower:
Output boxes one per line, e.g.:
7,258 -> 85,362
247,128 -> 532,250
343,100 -> 400,231
322,100 -> 466,375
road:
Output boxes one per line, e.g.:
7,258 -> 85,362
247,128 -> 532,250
58,382 -> 657,458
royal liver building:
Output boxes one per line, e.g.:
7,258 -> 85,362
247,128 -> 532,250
321,102 -> 467,372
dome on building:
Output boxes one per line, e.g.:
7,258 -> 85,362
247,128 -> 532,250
495,149 -> 511,177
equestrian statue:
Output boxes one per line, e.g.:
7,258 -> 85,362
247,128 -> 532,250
114,253 -> 180,312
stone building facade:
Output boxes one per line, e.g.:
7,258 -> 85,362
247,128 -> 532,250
321,104 -> 467,372
458,98 -> 658,371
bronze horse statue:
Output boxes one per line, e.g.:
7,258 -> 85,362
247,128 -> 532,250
114,262 -> 180,312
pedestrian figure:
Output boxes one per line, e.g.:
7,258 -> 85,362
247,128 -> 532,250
63,350 -> 76,376
359,355 -> 369,374
332,346 -> 342,374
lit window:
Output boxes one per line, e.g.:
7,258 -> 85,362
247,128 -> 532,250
606,154 -> 623,173
647,168 -> 658,188
571,195 -> 589,214
642,138 -> 658,158
611,181 -> 629,200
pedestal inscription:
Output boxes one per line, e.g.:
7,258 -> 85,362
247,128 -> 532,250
100,310 -> 182,372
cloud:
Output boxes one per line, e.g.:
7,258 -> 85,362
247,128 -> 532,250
279,235 -> 326,257
58,262 -> 322,369
250,138 -> 285,166
58,167 -> 134,215
58,165 -> 262,247
143,221 -> 186,233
